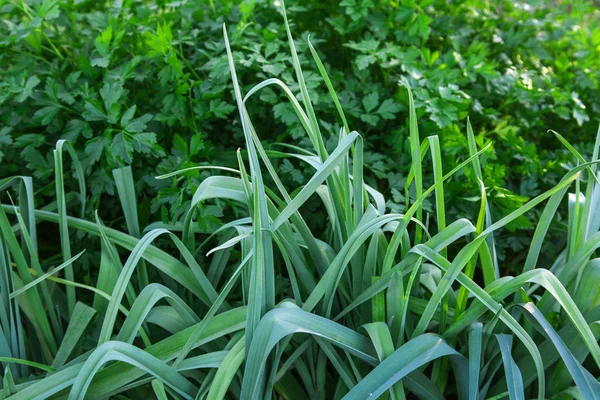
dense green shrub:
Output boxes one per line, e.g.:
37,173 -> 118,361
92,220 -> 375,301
1,1 -> 599,261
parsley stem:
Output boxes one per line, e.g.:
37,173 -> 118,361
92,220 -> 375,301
41,29 -> 64,61
177,46 -> 201,81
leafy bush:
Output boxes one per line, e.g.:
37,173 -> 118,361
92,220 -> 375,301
0,8 -> 599,398
1,0 -> 599,265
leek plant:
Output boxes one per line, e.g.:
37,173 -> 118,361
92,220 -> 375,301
0,4 -> 599,399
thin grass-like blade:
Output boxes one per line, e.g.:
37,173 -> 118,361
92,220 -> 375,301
520,303 -> 600,398
223,23 -> 275,354
68,341 -> 198,399
54,140 -> 86,315
116,284 -> 199,344
468,322 -> 483,400
207,335 -> 245,400
0,206 -> 57,359
341,333 -> 467,400
363,322 -> 406,399
495,334 -> 525,400
241,304 -> 377,399
51,302 -> 96,369
113,166 -> 149,289
9,307 -> 246,399
1,206 -> 218,306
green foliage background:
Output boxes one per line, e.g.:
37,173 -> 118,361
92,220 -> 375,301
1,0 -> 599,265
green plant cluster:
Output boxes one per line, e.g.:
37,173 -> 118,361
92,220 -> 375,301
1,0 -> 599,265
1,1 -> 600,399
